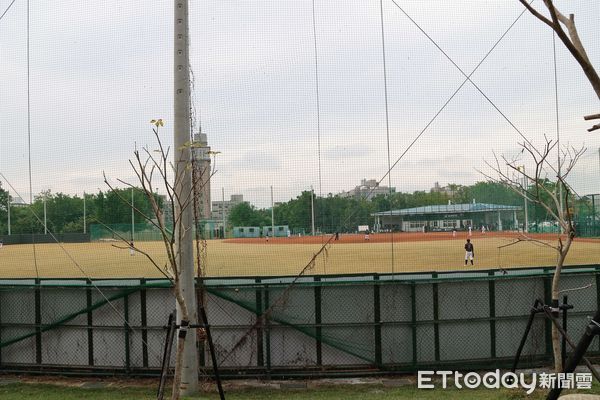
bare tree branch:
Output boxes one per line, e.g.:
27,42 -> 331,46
520,0 -> 600,131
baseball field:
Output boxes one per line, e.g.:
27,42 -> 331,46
0,231 -> 599,278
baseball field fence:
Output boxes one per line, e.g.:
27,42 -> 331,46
0,265 -> 599,378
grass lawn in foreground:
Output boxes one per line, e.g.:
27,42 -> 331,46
1,381 -> 599,400
0,235 -> 599,278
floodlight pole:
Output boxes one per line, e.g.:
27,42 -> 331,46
310,186 -> 315,236
520,166 -> 529,233
131,188 -> 135,240
221,187 -> 225,238
7,196 -> 10,235
43,193 -> 47,235
83,192 -> 86,234
173,0 -> 198,394
271,185 -> 275,236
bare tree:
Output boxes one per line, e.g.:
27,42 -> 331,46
484,137 -> 585,371
519,0 -> 600,132
104,119 -> 211,400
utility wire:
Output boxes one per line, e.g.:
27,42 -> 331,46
312,0 -> 327,271
389,0 -> 581,201
0,173 -> 166,363
552,31 -> 564,226
389,0 -> 539,154
0,0 -> 17,22
311,0 -> 323,201
379,0 -> 395,272
218,1 -> 531,363
25,0 -> 39,278
376,1 -> 530,190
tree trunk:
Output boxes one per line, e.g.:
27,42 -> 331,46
550,235 -> 573,372
171,281 -> 189,400
171,337 -> 186,400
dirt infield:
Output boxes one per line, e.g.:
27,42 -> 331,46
224,231 -> 598,245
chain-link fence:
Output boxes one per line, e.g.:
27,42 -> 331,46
1,265 -> 599,377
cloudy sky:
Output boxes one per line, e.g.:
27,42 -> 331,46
0,0 -> 598,208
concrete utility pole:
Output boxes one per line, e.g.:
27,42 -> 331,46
173,0 -> 198,394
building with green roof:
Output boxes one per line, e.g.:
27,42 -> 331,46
371,201 -> 522,232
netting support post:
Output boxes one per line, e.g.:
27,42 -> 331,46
432,273 -> 440,362
34,278 -> 42,365
546,309 -> 600,400
86,278 -> 94,366
373,274 -> 382,367
511,299 -> 542,373
314,276 -> 322,367
140,278 -> 149,368
488,271 -> 496,359
410,283 -> 417,368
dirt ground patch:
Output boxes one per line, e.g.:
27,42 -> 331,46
224,231 -> 597,244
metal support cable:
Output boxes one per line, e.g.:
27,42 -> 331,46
379,0 -> 395,272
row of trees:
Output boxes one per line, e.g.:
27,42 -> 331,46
0,179 -> 595,236
227,180 -> 595,233
0,185 -> 157,235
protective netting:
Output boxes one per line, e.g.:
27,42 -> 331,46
0,0 -> 599,383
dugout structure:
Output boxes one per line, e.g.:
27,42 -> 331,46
262,225 -> 290,238
233,226 -> 261,238
372,202 -> 522,232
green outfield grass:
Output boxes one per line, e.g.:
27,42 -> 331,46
0,236 -> 599,278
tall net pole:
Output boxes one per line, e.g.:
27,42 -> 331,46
173,0 -> 198,394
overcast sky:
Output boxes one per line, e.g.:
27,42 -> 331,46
0,1 -> 598,208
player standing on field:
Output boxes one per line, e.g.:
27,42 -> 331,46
464,239 -> 474,266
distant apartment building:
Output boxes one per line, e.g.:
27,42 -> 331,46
338,179 -> 395,200
430,182 -> 460,198
211,194 -> 244,223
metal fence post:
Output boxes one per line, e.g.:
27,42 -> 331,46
255,278 -> 264,368
596,268 -> 600,351
314,276 -> 322,367
432,273 -> 440,362
411,282 -> 417,368
543,267 -> 553,358
373,274 -> 382,367
86,278 -> 94,366
140,278 -> 148,368
264,286 -> 271,379
124,293 -> 130,372
0,283 -> 3,366
488,271 -> 496,359
35,278 -> 42,365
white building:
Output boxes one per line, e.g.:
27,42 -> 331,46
191,131 -> 211,220
211,194 -> 244,224
338,179 -> 395,200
